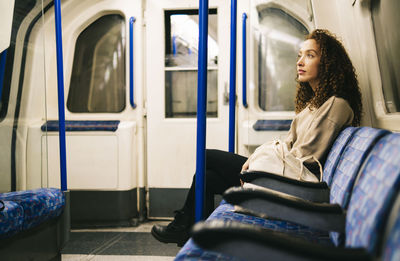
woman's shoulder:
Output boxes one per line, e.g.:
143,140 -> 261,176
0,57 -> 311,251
317,96 -> 353,124
327,96 -> 352,113
318,96 -> 351,111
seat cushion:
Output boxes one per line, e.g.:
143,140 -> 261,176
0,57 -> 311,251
0,188 -> 65,230
176,238 -> 241,261
209,204 -> 331,245
0,201 -> 24,239
176,202 -> 332,260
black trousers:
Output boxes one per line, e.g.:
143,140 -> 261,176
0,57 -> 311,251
181,149 -> 248,224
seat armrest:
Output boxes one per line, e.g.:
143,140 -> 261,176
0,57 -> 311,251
192,220 -> 371,261
223,186 -> 345,232
241,170 -> 328,188
241,171 -> 330,202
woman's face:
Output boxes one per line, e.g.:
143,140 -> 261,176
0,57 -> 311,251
297,39 -> 321,90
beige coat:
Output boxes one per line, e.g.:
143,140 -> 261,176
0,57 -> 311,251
248,96 -> 354,181
285,96 -> 354,166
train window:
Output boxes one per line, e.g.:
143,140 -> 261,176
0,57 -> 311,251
1,0 -> 37,121
164,9 -> 218,118
256,7 -> 308,111
371,0 -> 400,113
67,15 -> 125,113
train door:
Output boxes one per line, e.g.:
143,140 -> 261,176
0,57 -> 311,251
146,0 -> 230,217
0,0 -> 43,193
18,0 -> 145,226
237,0 -> 315,156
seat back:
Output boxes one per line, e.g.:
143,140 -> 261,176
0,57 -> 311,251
329,127 -> 389,207
345,133 -> 400,255
322,127 -> 359,185
381,191 -> 400,261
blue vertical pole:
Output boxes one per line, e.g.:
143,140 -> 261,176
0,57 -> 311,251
228,0 -> 237,153
54,0 -> 67,191
129,17 -> 137,108
0,50 -> 7,102
195,0 -> 209,222
242,13 -> 248,108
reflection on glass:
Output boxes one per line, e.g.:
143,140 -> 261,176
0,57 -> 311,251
166,70 -> 217,117
257,7 -> 308,111
166,14 -> 218,67
165,10 -> 218,118
67,15 -> 125,113
371,0 -> 400,113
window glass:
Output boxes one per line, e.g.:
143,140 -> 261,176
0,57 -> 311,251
256,7 -> 308,111
371,0 -> 400,113
165,10 -> 218,118
0,0 -> 36,121
67,15 -> 125,113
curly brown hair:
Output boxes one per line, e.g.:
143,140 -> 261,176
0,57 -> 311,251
294,29 -> 362,126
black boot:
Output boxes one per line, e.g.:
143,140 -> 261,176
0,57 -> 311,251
151,210 -> 191,247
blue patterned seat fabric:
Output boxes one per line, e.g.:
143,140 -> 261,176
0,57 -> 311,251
176,203 -> 245,261
41,120 -> 120,132
176,203 -> 332,260
382,204 -> 400,261
0,188 -> 65,238
328,127 -> 389,245
329,127 -> 389,208
322,127 -> 359,186
345,133 -> 400,254
176,128 -> 398,260
0,201 -> 24,239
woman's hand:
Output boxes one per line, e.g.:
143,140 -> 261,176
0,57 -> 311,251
240,159 -> 250,186
241,159 -> 250,172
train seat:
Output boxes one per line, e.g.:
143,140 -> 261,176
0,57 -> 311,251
175,129 -> 398,260
0,188 -> 65,233
0,200 -> 24,239
177,132 -> 400,261
175,127 -> 389,260
0,188 -> 66,260
240,126 -> 361,202
221,127 -> 389,235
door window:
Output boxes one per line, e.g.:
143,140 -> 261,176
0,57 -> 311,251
67,14 -> 126,113
256,7 -> 308,111
165,10 -> 218,118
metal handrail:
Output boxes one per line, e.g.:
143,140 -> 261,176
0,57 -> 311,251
242,13 -> 248,108
0,50 -> 7,102
229,0 -> 237,153
129,17 -> 137,108
195,0 -> 209,222
54,0 -> 68,191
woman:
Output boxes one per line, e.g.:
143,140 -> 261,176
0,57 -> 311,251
151,29 -> 362,246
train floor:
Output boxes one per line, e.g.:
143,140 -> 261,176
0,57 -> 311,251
61,220 -> 181,260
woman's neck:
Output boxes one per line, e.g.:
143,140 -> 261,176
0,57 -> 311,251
309,80 -> 319,92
